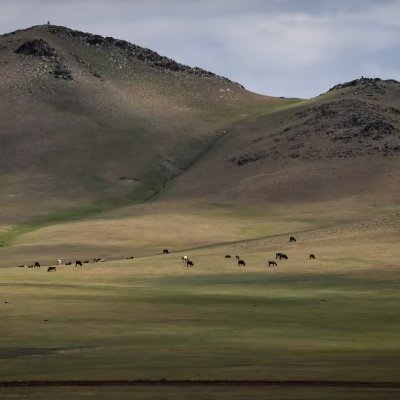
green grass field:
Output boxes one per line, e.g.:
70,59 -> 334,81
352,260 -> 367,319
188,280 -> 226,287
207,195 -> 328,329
1,217 -> 400,399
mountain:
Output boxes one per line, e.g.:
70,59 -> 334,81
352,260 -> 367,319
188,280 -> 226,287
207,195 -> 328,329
0,24 -> 291,226
164,77 -> 400,206
1,25 -> 399,265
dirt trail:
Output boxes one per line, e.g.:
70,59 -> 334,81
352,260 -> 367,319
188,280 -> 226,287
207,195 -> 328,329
0,380 -> 399,388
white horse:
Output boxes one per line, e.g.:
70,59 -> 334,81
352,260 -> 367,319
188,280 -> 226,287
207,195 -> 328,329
57,259 -> 62,265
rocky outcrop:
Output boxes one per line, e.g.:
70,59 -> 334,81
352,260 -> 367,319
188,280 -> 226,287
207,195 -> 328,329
15,38 -> 72,80
328,77 -> 399,94
15,39 -> 57,57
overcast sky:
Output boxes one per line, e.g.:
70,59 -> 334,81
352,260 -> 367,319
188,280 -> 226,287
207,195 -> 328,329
1,0 -> 399,98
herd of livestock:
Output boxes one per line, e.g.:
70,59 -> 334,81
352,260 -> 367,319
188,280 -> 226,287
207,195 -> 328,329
17,236 -> 316,272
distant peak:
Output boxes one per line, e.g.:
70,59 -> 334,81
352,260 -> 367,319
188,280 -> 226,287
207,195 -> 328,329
328,77 -> 400,92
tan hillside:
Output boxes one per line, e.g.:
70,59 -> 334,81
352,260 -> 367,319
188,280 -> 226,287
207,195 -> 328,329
165,77 -> 400,206
0,24 -> 288,227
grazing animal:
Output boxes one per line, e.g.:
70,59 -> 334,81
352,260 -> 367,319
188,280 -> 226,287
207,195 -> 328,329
235,255 -> 240,260
57,259 -> 61,265
309,254 -> 316,260
47,267 -> 56,272
28,265 -> 34,268
83,260 -> 90,264
186,260 -> 194,267
17,265 -> 26,268
238,259 -> 246,267
75,260 -> 82,267
34,262 -> 40,268
275,253 -> 287,260
163,249 -> 169,254
65,262 -> 72,265
225,255 -> 232,258
289,236 -> 297,242
126,256 -> 135,260
182,255 -> 188,263
268,261 -> 277,267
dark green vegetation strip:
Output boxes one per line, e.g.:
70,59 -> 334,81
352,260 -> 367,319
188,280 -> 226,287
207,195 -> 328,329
0,380 -> 400,388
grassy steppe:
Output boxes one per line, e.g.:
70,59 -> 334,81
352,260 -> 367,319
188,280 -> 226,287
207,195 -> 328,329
1,216 -> 400,400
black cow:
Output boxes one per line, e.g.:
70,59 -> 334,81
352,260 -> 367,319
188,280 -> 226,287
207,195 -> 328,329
225,255 -> 232,258
276,253 -> 289,260
238,259 -> 246,267
186,260 -> 194,267
75,260 -> 82,267
163,249 -> 169,254
309,254 -> 316,260
268,261 -> 277,267
47,267 -> 56,272
34,262 -> 40,268
65,262 -> 72,265
289,236 -> 297,242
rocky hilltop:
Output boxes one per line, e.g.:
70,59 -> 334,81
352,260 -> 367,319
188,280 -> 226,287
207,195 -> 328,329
6,24 -> 244,87
228,78 -> 400,165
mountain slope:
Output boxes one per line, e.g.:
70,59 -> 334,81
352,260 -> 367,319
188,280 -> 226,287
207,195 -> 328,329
164,77 -> 400,205
0,24 -> 291,227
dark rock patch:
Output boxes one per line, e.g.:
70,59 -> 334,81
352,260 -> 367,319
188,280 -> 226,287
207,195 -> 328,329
51,63 -> 72,80
15,39 -> 56,58
385,107 -> 400,116
326,77 -> 399,96
86,35 -> 104,45
230,151 -> 269,166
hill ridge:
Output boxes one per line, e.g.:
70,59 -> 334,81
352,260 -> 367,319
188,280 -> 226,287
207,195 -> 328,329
3,24 -> 244,87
